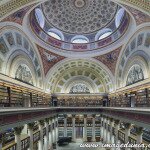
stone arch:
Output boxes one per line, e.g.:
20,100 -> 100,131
0,25 -> 44,88
116,26 -> 150,88
45,58 -> 114,93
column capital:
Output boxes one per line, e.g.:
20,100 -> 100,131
72,114 -> 76,118
109,118 -> 114,122
92,114 -> 96,118
64,114 -> 68,118
49,117 -> 53,121
124,123 -> 131,129
136,127 -> 143,135
103,115 -> 107,119
106,116 -> 110,120
114,119 -> 120,125
38,120 -> 45,126
28,122 -> 35,130
14,126 -> 24,135
45,118 -> 50,123
84,114 -> 87,118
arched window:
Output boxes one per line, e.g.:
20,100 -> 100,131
126,65 -> 144,86
69,83 -> 90,93
35,8 -> 45,29
47,28 -> 64,40
71,35 -> 89,43
115,8 -> 125,28
15,64 -> 33,85
95,28 -> 112,41
48,31 -> 61,40
98,31 -> 112,40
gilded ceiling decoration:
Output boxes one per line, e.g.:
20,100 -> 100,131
0,0 -> 39,19
42,0 -> 118,34
37,45 -> 65,76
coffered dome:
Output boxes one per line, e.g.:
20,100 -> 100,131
42,0 -> 118,34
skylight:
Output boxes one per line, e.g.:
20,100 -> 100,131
35,8 -> 45,29
115,8 -> 125,28
72,38 -> 88,43
98,31 -> 112,40
48,31 -> 61,40
72,35 -> 89,43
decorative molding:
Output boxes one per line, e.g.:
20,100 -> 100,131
123,4 -> 150,26
37,45 -> 65,76
0,0 -> 39,19
94,46 -> 122,75
119,0 -> 150,15
1,4 -> 37,25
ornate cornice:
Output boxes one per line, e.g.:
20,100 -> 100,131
123,4 -> 150,26
0,0 -> 40,19
0,0 -> 149,21
119,0 -> 150,15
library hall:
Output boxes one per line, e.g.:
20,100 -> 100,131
0,0 -> 150,150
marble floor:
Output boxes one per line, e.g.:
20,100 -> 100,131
57,139 -> 106,150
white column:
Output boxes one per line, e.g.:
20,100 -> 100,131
52,118 -> 55,143
114,120 -> 120,145
44,119 -> 49,150
103,117 -> 106,142
110,118 -> 115,145
83,115 -> 87,142
64,115 -> 67,137
38,121 -> 44,150
125,123 -> 131,150
100,115 -> 104,141
49,118 -> 53,148
92,114 -> 96,142
14,126 -> 23,150
55,116 -> 58,142
106,118 -> 110,144
22,124 -> 28,134
28,123 -> 35,150
72,114 -> 76,142
136,127 -> 143,150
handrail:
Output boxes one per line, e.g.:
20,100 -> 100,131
2,142 -> 16,150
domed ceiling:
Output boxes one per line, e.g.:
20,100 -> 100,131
42,0 -> 118,34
